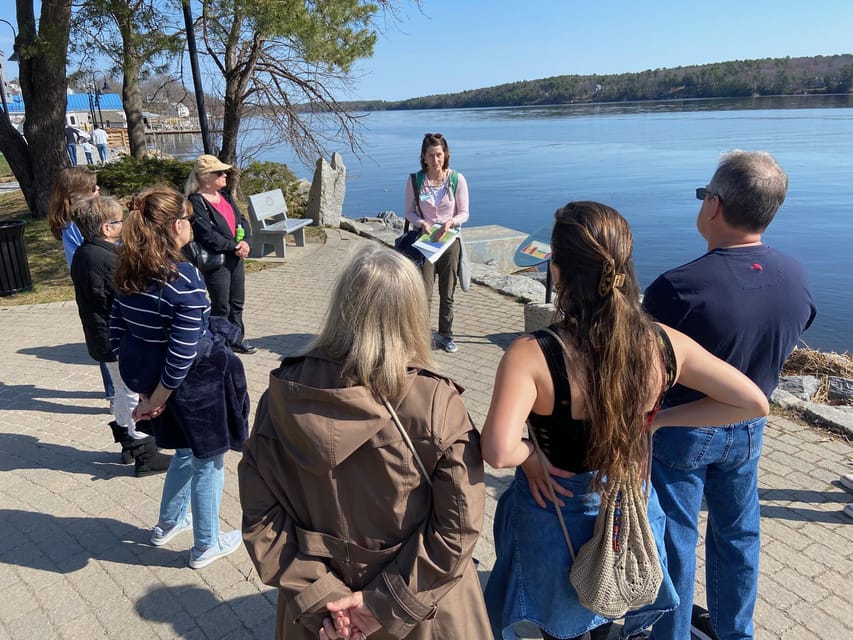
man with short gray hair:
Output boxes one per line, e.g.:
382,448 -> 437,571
643,150 -> 815,640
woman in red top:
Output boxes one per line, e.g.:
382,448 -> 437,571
185,155 -> 256,354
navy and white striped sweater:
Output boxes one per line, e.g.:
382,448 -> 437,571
109,262 -> 211,390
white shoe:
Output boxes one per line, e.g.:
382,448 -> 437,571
844,503 -> 853,520
189,530 -> 242,569
840,473 -> 853,493
150,513 -> 193,546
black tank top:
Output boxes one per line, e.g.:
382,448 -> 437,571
527,325 -> 677,473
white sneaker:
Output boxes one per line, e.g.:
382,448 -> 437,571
189,530 -> 242,569
844,503 -> 853,520
840,473 -> 853,493
150,513 -> 193,546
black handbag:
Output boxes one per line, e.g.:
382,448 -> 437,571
184,240 -> 225,272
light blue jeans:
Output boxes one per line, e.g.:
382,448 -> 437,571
648,418 -> 765,640
158,448 -> 225,552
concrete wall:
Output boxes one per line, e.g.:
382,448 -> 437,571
462,225 -> 529,274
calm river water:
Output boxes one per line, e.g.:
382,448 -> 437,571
180,96 -> 853,351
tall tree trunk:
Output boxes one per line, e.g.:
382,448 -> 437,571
117,11 -> 147,159
219,91 -> 241,166
0,0 -> 72,219
122,60 -> 147,158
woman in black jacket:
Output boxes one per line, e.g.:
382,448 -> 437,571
69,193 -> 170,476
184,154 -> 256,354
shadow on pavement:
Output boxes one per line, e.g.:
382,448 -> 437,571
18,342 -> 92,365
759,486 -> 851,523
136,584 -> 275,639
0,383 -> 106,414
482,332 -> 520,351
246,332 -> 316,359
0,509 -> 188,573
0,432 -> 141,480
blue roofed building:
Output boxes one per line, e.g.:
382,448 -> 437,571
3,91 -> 126,131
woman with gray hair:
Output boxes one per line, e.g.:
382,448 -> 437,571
69,194 -> 171,476
239,243 -> 489,640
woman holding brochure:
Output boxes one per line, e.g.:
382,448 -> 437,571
404,133 -> 469,353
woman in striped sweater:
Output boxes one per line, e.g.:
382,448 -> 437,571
110,187 -> 249,569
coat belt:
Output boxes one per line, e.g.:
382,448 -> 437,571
295,526 -> 403,564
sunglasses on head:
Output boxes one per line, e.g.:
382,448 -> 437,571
423,132 -> 444,139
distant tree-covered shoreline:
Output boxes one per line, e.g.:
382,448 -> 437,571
341,54 -> 853,111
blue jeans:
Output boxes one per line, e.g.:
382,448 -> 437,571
648,418 -> 765,640
96,143 -> 108,163
66,143 -> 77,166
99,361 -> 115,399
158,448 -> 225,552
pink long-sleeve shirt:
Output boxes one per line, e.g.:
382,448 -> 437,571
404,170 -> 470,229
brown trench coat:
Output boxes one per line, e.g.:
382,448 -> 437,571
238,351 -> 491,639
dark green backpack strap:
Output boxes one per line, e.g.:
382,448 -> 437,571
414,170 -> 425,193
448,170 -> 458,195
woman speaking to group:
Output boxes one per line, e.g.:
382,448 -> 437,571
404,133 -> 469,354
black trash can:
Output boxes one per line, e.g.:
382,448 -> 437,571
0,219 -> 33,296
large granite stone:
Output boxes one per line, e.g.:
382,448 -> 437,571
800,402 -> 853,438
777,375 -> 821,401
827,376 -> 853,404
770,388 -> 804,410
307,152 -> 346,226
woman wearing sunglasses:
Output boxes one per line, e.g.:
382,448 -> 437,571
185,154 -> 256,354
404,133 -> 470,354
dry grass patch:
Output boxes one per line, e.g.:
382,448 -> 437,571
782,347 -> 853,404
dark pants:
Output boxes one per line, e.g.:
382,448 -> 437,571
421,237 -> 460,337
203,255 -> 245,342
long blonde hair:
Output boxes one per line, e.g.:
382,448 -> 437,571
48,167 -> 97,240
550,201 -> 660,495
114,187 -> 188,293
310,244 -> 434,400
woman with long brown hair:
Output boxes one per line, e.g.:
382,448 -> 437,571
482,201 -> 769,640
48,166 -> 116,404
110,186 -> 249,569
48,166 -> 98,268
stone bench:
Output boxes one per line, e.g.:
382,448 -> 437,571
246,189 -> 312,258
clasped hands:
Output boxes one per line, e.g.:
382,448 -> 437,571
132,393 -> 164,421
318,592 -> 381,640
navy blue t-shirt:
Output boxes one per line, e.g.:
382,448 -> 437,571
643,244 -> 816,406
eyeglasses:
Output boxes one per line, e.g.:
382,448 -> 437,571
106,219 -> 123,226
176,213 -> 194,223
696,187 -> 723,204
423,132 -> 444,139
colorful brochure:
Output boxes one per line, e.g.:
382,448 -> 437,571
413,225 -> 460,264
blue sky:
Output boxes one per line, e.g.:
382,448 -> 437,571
1,1 -> 852,101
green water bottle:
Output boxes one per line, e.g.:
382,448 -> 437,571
235,224 -> 245,242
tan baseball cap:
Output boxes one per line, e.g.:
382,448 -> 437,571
194,154 -> 232,175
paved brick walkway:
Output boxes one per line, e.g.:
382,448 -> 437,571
0,230 -> 850,639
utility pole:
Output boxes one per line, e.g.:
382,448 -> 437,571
182,1 -> 213,155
